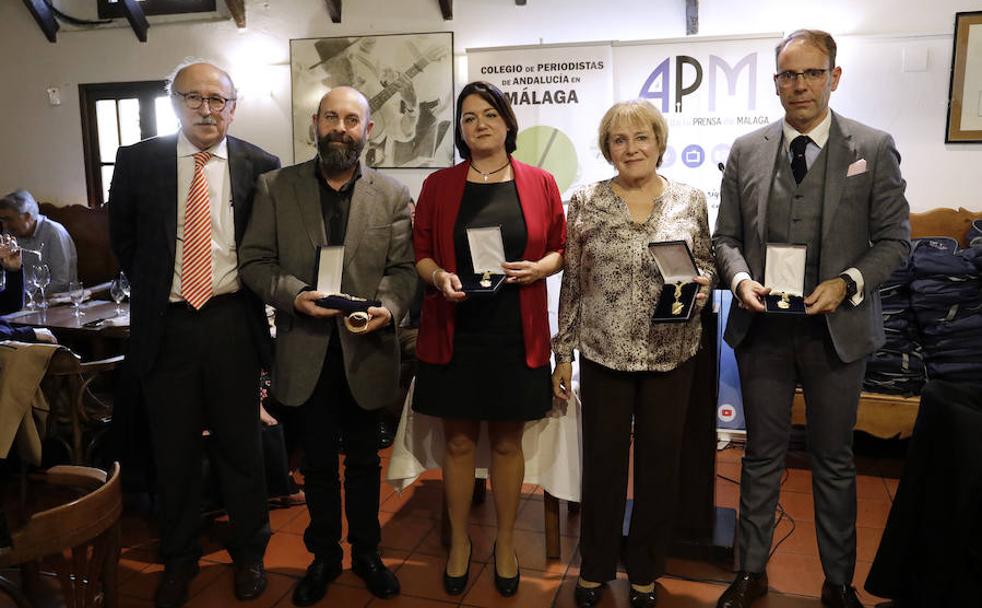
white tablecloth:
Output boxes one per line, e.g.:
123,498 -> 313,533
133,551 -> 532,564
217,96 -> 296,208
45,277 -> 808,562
384,378 -> 582,502
385,274 -> 583,502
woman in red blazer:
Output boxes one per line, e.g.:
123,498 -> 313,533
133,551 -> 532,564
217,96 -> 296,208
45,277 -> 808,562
413,81 -> 566,598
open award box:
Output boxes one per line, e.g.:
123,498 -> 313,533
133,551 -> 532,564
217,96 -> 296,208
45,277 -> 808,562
649,240 -> 700,323
314,246 -> 381,331
459,226 -> 506,295
763,243 -> 807,314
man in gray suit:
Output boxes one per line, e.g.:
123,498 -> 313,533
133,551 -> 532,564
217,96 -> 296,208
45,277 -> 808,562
238,86 -> 415,606
713,30 -> 910,608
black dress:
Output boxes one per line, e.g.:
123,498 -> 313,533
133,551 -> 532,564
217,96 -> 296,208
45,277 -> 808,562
413,181 -> 552,422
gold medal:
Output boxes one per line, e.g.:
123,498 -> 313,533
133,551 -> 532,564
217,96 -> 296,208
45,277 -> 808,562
479,271 -> 492,288
777,291 -> 790,310
671,281 -> 684,316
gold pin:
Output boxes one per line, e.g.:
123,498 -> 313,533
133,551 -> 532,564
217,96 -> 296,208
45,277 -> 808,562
479,270 -> 492,288
778,292 -> 790,310
671,281 -> 684,315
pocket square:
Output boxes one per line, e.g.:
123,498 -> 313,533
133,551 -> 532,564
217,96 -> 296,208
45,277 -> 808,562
846,158 -> 867,177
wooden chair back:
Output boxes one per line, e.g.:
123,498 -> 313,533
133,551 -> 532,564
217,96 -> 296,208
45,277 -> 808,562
909,207 -> 982,247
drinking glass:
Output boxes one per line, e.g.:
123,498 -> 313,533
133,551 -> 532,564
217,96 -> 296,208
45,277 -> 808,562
69,280 -> 85,318
119,272 -> 130,300
110,276 -> 126,315
24,265 -> 38,311
34,264 -> 50,310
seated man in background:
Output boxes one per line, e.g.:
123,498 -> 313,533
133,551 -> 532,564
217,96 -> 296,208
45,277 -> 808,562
0,189 -> 78,294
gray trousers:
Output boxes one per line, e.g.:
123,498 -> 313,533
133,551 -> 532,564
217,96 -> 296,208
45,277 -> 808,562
735,314 -> 865,585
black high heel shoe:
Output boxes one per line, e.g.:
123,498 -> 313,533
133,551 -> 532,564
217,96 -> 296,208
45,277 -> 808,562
629,584 -> 657,607
573,581 -> 605,607
492,543 -> 520,597
442,540 -> 472,596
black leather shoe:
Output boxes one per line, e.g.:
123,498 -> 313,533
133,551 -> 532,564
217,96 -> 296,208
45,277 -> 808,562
352,552 -> 400,599
573,582 -> 606,607
716,571 -> 768,608
234,560 -> 267,601
492,543 -> 520,597
154,561 -> 200,608
821,581 -> 863,608
630,585 -> 658,607
378,418 -> 395,449
443,540 -> 472,596
292,559 -> 342,606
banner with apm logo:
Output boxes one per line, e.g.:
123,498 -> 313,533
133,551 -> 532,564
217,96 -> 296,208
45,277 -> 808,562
613,34 -> 784,229
466,42 -> 614,199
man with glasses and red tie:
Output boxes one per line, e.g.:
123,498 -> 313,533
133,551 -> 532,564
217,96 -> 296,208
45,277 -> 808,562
713,30 -> 910,608
108,61 -> 280,608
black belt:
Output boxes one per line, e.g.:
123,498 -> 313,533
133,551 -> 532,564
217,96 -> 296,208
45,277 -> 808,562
168,291 -> 242,313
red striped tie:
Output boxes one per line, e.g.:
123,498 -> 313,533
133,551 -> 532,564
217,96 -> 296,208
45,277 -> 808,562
181,151 -> 214,310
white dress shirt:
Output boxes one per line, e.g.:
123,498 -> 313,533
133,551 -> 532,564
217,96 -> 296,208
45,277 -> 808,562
170,132 -> 240,302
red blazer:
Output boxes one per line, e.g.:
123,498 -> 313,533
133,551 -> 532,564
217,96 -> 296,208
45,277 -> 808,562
414,158 -> 567,368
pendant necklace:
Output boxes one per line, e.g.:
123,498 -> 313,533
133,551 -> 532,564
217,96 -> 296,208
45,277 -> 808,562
470,160 -> 511,182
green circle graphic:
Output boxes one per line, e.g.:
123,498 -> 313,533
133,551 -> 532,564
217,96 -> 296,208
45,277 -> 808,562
514,126 -> 578,193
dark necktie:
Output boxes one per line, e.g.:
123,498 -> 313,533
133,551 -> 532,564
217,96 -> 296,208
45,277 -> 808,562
790,135 -> 811,184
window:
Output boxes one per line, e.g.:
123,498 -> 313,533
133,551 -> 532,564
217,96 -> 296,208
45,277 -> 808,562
79,81 -> 179,206
97,0 -> 217,19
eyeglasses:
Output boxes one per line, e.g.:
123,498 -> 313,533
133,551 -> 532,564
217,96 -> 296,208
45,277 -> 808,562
173,91 -> 235,111
774,69 -> 829,86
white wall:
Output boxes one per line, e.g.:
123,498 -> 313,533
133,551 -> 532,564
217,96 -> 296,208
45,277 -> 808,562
0,0 -> 979,212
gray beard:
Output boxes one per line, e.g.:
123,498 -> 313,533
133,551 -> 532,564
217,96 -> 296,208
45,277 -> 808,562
317,136 -> 363,173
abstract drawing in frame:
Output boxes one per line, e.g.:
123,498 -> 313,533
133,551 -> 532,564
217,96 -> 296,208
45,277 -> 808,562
291,31 -> 455,167
946,11 -> 982,143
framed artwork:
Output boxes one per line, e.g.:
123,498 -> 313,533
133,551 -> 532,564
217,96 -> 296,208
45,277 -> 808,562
290,32 -> 455,167
946,11 -> 982,143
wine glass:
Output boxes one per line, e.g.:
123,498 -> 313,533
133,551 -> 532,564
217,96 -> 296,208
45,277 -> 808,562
119,272 -> 130,301
24,265 -> 38,311
69,280 -> 85,319
110,275 -> 126,315
0,268 -> 5,293
34,264 -> 50,310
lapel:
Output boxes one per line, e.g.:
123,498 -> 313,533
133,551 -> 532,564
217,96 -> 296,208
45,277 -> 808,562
821,112 -> 855,241
227,137 -> 254,245
293,160 -> 328,249
343,167 -> 378,271
155,135 -> 179,262
754,122 -> 784,248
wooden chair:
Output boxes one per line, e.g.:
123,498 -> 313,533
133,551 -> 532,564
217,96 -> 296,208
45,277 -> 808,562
0,462 -> 122,608
38,203 -> 117,287
40,348 -> 123,465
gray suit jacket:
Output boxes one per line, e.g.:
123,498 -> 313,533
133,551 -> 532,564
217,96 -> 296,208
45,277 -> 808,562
238,160 -> 416,408
713,112 -> 911,363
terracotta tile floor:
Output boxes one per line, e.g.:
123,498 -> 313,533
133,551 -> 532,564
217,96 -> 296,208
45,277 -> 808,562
11,441 -> 904,608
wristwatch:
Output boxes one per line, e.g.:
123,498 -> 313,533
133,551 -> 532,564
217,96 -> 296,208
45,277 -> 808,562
838,273 -> 858,299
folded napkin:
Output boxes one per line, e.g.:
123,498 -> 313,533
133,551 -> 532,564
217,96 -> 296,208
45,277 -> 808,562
47,289 -> 92,306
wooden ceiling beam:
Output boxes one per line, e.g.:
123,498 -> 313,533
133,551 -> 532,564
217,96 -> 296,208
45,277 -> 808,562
118,0 -> 150,42
438,0 -> 452,20
224,0 -> 246,29
685,0 -> 698,35
21,0 -> 59,42
515,0 -> 528,5
325,0 -> 341,23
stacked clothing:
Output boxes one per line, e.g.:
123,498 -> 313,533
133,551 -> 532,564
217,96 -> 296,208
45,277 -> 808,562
864,253 -> 926,395
908,237 -> 982,384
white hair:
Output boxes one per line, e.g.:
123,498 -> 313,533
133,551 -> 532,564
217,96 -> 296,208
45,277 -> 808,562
0,189 -> 39,220
164,58 -> 238,98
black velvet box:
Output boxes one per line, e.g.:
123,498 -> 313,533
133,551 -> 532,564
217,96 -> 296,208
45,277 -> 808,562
649,240 -> 700,323
459,272 -> 506,295
764,243 -> 807,315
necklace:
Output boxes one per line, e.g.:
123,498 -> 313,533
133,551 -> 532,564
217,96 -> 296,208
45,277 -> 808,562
469,160 -> 511,182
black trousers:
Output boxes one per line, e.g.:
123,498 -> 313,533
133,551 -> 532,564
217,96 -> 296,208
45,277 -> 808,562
297,333 -> 381,566
735,315 -> 865,585
142,293 -> 270,565
578,356 -> 696,584
865,380 -> 982,606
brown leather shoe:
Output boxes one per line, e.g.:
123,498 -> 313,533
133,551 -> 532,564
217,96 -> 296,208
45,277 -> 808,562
234,560 -> 267,601
821,581 -> 863,608
716,571 -> 768,608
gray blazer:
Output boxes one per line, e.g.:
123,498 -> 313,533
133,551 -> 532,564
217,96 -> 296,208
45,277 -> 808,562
713,112 -> 911,363
238,160 -> 416,408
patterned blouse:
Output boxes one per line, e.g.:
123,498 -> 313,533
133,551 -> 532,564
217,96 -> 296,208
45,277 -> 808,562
553,178 -> 717,372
